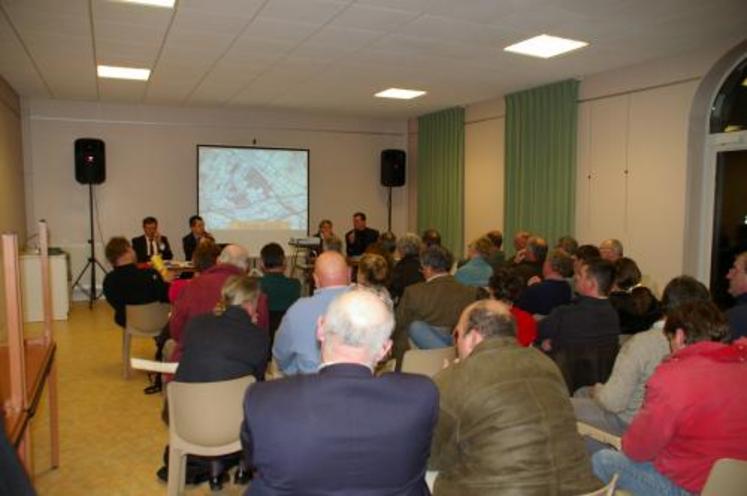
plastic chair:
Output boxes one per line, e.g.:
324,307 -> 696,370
166,375 -> 255,496
123,302 -> 170,379
702,458 -> 747,496
401,347 -> 456,377
578,473 -> 618,496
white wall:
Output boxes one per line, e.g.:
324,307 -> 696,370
461,37 -> 742,293
23,99 -> 407,290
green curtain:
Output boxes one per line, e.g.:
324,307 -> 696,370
417,107 -> 464,256
504,79 -> 579,249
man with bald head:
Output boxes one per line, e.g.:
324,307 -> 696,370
243,288 -> 437,494
273,251 -> 351,374
429,300 -> 598,495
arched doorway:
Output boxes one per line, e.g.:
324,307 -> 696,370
683,40 -> 747,302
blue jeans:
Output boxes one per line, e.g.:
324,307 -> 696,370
408,321 -> 452,349
592,449 -> 692,496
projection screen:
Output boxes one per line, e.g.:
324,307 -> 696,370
197,145 -> 309,255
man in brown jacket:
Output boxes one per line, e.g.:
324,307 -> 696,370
393,245 -> 478,366
429,300 -> 601,495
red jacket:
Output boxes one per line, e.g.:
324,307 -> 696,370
622,338 -> 747,492
510,306 -> 538,347
169,264 -> 269,362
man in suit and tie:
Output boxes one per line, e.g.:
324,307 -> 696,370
131,216 -> 173,263
241,287 -> 438,496
182,214 -> 214,261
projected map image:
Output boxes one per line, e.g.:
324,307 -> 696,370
199,147 -> 308,231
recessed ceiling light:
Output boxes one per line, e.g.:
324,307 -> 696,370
375,88 -> 427,100
504,34 -> 589,59
742,77 -> 747,87
97,65 -> 151,81
116,0 -> 175,7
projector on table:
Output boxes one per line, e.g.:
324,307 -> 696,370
289,237 -> 321,247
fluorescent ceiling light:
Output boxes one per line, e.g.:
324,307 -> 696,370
116,0 -> 175,7
375,88 -> 426,100
97,65 -> 151,81
504,34 -> 588,59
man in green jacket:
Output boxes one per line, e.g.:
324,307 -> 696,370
429,299 -> 601,495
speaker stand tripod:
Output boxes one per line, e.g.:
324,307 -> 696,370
386,186 -> 393,233
72,183 -> 108,308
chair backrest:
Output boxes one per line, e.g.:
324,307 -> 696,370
577,473 -> 618,496
401,347 -> 456,377
168,375 -> 255,447
125,302 -> 171,334
702,458 -> 747,496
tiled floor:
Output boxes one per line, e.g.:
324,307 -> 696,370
30,301 -> 246,495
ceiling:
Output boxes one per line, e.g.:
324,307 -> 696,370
1,0 -> 746,118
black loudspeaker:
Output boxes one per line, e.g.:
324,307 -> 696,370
381,149 -> 406,187
75,138 -> 106,184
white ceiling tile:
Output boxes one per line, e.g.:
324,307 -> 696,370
330,4 -> 420,32
179,0 -> 266,19
401,15 -> 515,46
92,0 -> 174,26
241,17 -> 319,44
98,78 -> 147,102
95,39 -> 160,66
2,0 -> 89,16
258,0 -> 350,25
172,7 -> 250,35
354,0 -> 430,15
3,7 -> 90,37
94,20 -> 167,46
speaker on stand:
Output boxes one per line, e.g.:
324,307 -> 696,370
71,138 -> 108,308
381,149 -> 406,232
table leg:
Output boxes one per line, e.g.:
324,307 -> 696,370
48,359 -> 60,468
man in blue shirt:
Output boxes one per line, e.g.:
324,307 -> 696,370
726,251 -> 747,340
273,251 -> 350,374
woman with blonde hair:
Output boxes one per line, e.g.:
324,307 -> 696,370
356,253 -> 391,294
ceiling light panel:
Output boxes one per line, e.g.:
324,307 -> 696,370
504,34 -> 589,59
97,65 -> 151,80
375,88 -> 426,99
116,0 -> 176,7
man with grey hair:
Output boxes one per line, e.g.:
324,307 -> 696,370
273,251 -> 350,374
395,245 -> 478,363
599,239 -> 624,262
170,244 -> 268,362
513,235 -> 548,284
241,288 -> 438,495
389,232 -> 424,304
429,300 -> 599,495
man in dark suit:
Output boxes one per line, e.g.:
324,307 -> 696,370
345,211 -> 379,257
241,288 -> 438,496
182,214 -> 214,261
131,216 -> 173,263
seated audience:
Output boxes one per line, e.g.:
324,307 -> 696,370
315,219 -> 335,241
511,229 -> 531,263
557,235 -> 579,256
572,276 -> 710,453
573,244 -> 601,273
345,211 -> 379,257
516,248 -> 573,316
241,288 -> 438,495
259,242 -> 301,339
132,216 -> 173,263
398,245 -> 478,359
599,238 -> 623,263
102,236 -> 170,328
455,235 -> 494,287
356,253 -> 390,295
421,228 -> 442,247
378,231 -> 397,256
539,258 -> 620,392
488,268 -> 537,346
593,301 -> 747,495
388,233 -> 424,304
429,300 -> 599,495
170,244 -> 267,363
176,275 -> 269,383
322,234 -> 343,253
513,235 -> 547,284
485,229 -> 506,270
608,257 -> 661,334
726,251 -> 747,339
168,240 -> 220,303
182,215 -> 213,261
273,251 -> 350,375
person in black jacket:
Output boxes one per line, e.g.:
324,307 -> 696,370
345,212 -> 379,257
389,233 -> 424,304
131,216 -> 173,263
